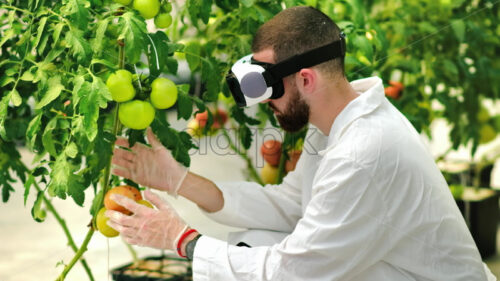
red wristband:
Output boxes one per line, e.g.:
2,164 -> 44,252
176,229 -> 197,258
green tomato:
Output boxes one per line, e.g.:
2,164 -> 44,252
150,77 -> 178,109
113,0 -> 132,5
119,100 -> 155,130
107,70 -> 135,102
154,13 -> 172,29
477,107 -> 490,123
96,208 -> 119,238
479,124 -> 496,144
133,0 -> 160,19
162,2 -> 172,13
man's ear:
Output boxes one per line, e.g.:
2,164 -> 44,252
296,68 -> 316,94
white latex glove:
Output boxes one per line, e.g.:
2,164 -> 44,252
112,128 -> 188,196
105,189 -> 189,251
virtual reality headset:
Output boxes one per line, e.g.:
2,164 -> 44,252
226,33 -> 346,107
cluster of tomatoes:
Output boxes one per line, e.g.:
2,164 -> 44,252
106,69 -> 178,130
260,140 -> 302,184
186,108 -> 229,137
96,185 -> 153,237
114,0 -> 173,29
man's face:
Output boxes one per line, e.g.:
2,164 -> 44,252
253,49 -> 310,132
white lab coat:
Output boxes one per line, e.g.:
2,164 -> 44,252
192,77 -> 495,281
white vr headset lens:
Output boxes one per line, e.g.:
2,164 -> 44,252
227,55 -> 273,107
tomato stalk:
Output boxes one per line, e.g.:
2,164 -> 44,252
55,39 -> 125,281
16,160 -> 96,281
221,128 -> 264,185
276,137 -> 288,184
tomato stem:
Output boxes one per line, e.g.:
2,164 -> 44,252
221,128 -> 264,185
276,136 -> 288,184
18,163 -> 96,281
56,228 -> 95,281
55,39 -> 126,281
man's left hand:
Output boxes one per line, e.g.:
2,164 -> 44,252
106,189 -> 188,251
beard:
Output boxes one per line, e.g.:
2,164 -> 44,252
270,86 -> 310,133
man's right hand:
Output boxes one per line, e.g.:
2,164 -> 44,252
111,128 -> 188,196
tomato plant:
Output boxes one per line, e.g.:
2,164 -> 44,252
0,0 -> 498,280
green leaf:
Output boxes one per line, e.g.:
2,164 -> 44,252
65,27 -> 92,65
119,12 -> 148,64
92,18 -> 109,54
201,58 -> 220,102
146,31 -> 170,77
31,191 -> 46,222
151,117 -> 194,167
42,117 -> 59,157
48,154 -> 71,199
451,20 -> 465,42
65,142 -> 78,158
353,35 -> 373,62
67,0 -> 90,30
75,76 -> 110,141
35,76 -> 64,109
24,175 -> 35,206
26,114 -> 42,149
241,0 -> 255,8
10,89 -> 22,107
1,182 -> 14,203
0,92 -> 11,139
68,174 -> 85,206
187,0 -> 213,26
177,85 -> 193,120
443,59 -> 458,76
0,29 -> 14,48
230,105 -> 261,126
185,41 -> 201,72
20,70 -> 35,82
33,16 -> 48,51
239,125 -> 252,150
51,22 -> 65,48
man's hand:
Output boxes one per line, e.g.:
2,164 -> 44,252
106,189 -> 188,251
111,128 -> 188,196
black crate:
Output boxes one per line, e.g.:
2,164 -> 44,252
111,255 -> 192,281
456,188 -> 500,259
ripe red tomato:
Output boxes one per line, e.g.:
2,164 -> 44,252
285,150 -> 302,172
104,185 -> 142,215
384,86 -> 401,99
260,140 -> 282,167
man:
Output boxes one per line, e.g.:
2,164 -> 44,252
106,6 -> 495,281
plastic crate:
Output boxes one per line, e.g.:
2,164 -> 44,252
111,255 -> 192,281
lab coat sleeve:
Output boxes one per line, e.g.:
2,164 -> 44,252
201,168 -> 303,232
193,157 -> 394,281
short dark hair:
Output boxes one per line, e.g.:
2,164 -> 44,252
252,6 -> 345,78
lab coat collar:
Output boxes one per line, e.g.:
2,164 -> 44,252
318,77 -> 385,156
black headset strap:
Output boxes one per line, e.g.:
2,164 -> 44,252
263,34 -> 346,86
